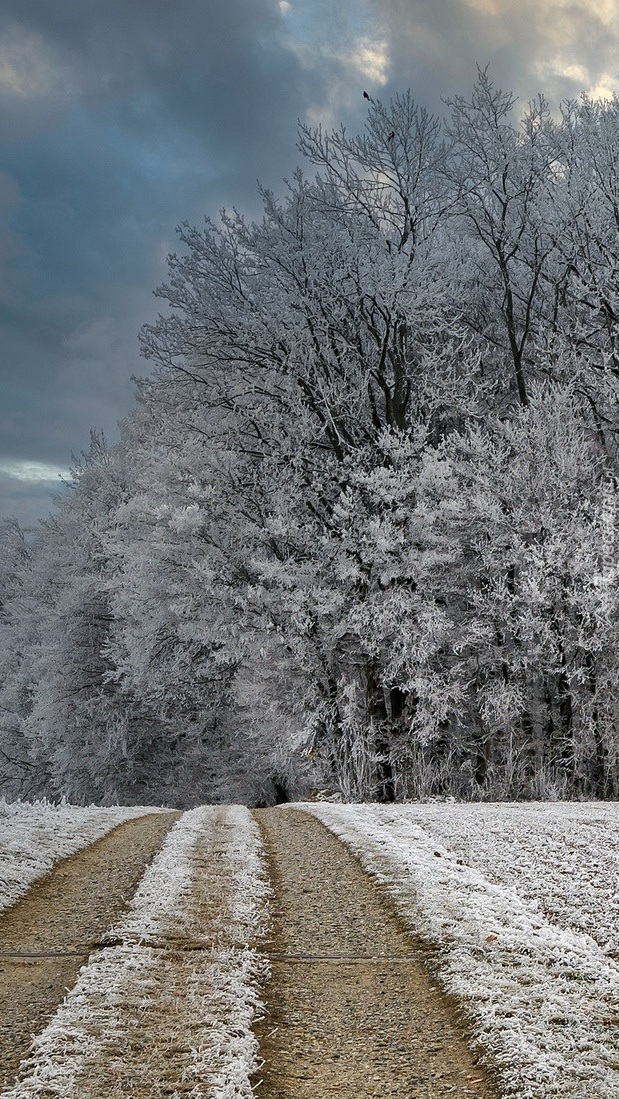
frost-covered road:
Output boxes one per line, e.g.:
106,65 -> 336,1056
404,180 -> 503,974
0,811 -> 179,1089
0,800 -> 168,916
2,801 -> 619,1098
255,807 -> 495,1099
309,802 -> 619,1099
0,805 -> 269,1099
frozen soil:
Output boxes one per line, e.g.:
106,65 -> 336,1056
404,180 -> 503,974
254,808 -> 500,1099
0,811 -> 180,1090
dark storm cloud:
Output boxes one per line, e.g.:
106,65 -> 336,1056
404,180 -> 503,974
0,0 -> 319,525
0,0 -> 308,201
2,0 -> 619,525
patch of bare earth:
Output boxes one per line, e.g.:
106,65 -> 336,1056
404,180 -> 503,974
254,808 -> 499,1099
0,811 -> 180,1090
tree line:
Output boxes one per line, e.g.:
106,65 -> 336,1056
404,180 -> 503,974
3,70 -> 619,805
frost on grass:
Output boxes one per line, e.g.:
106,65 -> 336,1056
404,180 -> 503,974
2,805 -> 270,1099
386,801 -> 619,956
0,799 -> 162,915
307,802 -> 619,1099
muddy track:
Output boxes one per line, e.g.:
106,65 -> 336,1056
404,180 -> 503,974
254,808 -> 499,1099
0,811 -> 180,1090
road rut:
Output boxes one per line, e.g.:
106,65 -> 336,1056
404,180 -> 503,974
254,808 -> 499,1099
0,811 -> 179,1089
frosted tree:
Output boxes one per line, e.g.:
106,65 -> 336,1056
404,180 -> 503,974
139,92 -> 469,799
0,518 -> 43,797
5,74 -> 619,805
102,400 -> 284,805
437,386 -> 619,797
445,68 -> 563,408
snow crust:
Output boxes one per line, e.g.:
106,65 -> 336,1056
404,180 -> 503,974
1,805 -> 269,1099
306,801 -> 619,1099
0,798 -> 161,916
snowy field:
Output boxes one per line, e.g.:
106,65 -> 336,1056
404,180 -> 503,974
0,799 -> 163,916
3,805 -> 269,1099
307,801 -> 619,1099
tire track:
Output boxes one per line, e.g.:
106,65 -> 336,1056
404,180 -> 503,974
254,808 -> 498,1099
0,811 -> 179,1089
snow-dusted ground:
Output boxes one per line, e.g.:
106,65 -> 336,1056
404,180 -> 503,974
2,805 -> 269,1099
306,801 -> 619,1099
6,799 -> 619,1098
0,799 -> 163,916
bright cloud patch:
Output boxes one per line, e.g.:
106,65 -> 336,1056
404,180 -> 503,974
464,0 -> 502,14
535,56 -> 619,98
465,0 -> 619,28
588,74 -> 619,99
350,36 -> 389,85
453,0 -> 619,102
0,461 -> 71,483
0,30 -> 65,99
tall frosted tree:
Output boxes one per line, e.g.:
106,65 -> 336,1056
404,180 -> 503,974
3,73 -> 619,804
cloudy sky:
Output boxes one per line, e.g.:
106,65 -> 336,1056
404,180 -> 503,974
1,0 -> 618,525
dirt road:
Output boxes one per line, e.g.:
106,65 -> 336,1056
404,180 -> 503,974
0,811 -> 179,1089
255,808 -> 498,1099
0,806 -> 500,1098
